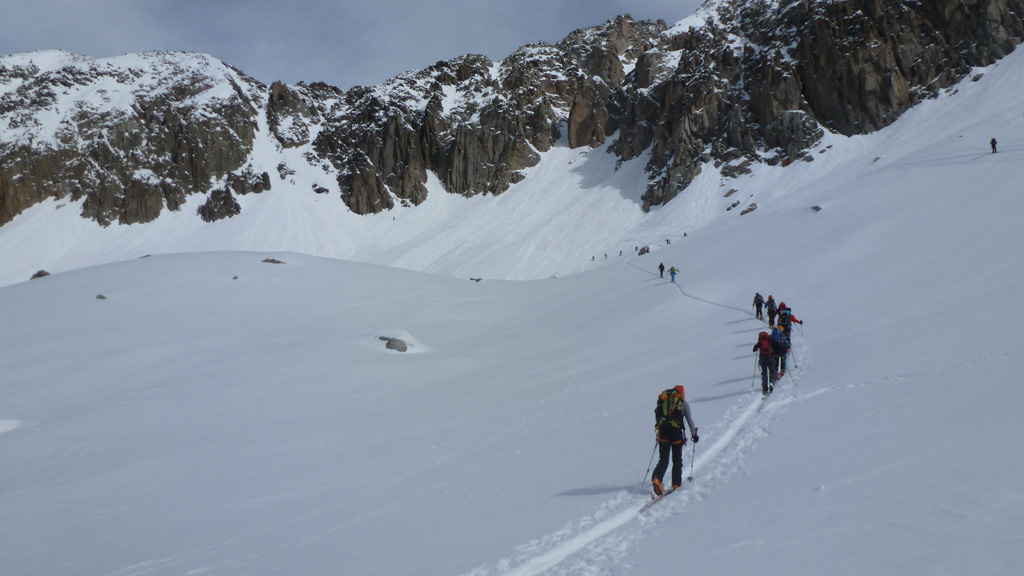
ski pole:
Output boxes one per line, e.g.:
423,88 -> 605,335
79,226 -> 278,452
789,347 -> 799,369
640,440 -> 658,488
688,438 -> 696,481
751,353 -> 759,389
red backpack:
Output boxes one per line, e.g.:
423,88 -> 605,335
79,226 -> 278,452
757,331 -> 771,354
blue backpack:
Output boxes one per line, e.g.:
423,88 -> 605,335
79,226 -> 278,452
779,309 -> 792,327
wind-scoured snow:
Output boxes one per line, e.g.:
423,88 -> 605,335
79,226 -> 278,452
2,36 -> 1024,576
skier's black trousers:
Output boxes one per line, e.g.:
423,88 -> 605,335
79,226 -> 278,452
758,353 -> 774,392
654,426 -> 685,487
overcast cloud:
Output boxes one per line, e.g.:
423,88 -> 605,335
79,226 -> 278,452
1,0 -> 704,89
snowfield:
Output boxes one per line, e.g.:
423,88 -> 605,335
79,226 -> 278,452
2,40 -> 1024,576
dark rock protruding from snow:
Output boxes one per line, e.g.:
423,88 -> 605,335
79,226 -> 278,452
197,187 -> 241,222
379,337 -> 408,353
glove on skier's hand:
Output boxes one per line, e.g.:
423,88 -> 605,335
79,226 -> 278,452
692,434 -> 699,443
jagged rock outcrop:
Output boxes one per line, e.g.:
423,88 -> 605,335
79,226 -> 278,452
267,81 -> 316,148
617,0 -> 1024,209
306,16 -> 665,214
0,52 -> 266,226
2,2 -> 1023,227
197,187 -> 241,222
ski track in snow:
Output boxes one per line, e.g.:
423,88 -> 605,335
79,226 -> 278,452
461,268 -> 812,576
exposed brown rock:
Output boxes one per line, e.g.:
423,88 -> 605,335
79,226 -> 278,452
2,3 -> 1023,227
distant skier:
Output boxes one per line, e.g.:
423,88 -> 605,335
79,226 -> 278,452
668,266 -> 678,283
753,331 -> 776,395
659,263 -> 665,278
652,385 -> 698,494
777,302 -> 803,339
752,292 -> 764,320
765,295 -> 778,327
770,327 -> 790,381
991,138 -> 997,153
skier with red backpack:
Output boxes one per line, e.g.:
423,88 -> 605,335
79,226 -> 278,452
753,331 -> 777,395
652,385 -> 698,494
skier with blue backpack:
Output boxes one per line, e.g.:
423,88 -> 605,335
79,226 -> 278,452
777,302 -> 802,339
770,327 -> 790,381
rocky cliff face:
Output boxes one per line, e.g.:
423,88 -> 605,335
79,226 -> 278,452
0,52 -> 269,226
307,15 -> 664,214
2,1 -> 1022,227
618,0 -> 1024,209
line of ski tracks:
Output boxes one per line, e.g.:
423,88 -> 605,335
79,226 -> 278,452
461,316 -> 811,575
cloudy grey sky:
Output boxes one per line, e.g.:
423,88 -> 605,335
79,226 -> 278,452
1,1 -> 705,90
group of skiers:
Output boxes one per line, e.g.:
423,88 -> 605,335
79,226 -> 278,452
647,291 -> 804,496
752,292 -> 802,395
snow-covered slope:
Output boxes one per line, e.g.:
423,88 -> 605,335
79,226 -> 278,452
1,34 -> 1023,576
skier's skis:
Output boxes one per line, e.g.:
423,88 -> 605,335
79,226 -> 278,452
640,487 -> 677,513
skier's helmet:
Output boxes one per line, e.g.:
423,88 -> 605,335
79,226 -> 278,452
674,385 -> 685,398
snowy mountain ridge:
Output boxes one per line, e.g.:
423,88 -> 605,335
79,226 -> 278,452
3,1 -> 1023,286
